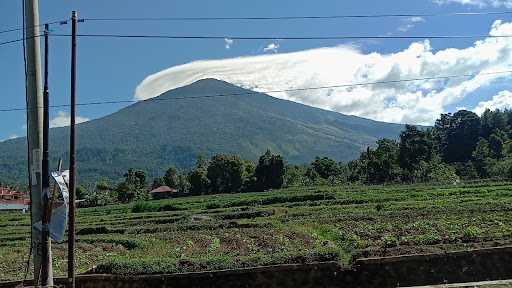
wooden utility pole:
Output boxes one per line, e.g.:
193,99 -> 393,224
23,0 -> 45,283
41,23 -> 54,287
68,10 -> 78,288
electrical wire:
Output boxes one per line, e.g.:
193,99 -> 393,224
0,19 -> 67,35
47,33 -> 512,41
3,10 -> 512,35
81,11 -> 512,22
4,31 -> 512,48
2,69 -> 512,113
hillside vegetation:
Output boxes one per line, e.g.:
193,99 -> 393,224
1,181 -> 511,281
0,79 -> 404,184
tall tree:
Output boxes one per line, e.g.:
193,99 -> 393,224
164,166 -> 179,188
399,125 -> 433,180
489,129 -> 508,159
116,169 -> 148,203
311,157 -> 340,179
472,138 -> 491,178
188,156 -> 210,195
435,110 -> 481,163
207,154 -> 246,193
254,150 -> 285,190
367,139 -> 401,184
481,109 -> 508,139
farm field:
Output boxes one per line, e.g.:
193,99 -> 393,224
1,181 -> 512,281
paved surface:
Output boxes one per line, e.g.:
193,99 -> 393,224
409,280 -> 512,287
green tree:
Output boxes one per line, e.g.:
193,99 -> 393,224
207,154 -> 246,193
311,157 -> 340,179
176,174 -> 191,193
347,159 -> 365,183
453,161 -> 479,180
85,180 -> 116,207
481,109 -> 508,139
489,129 -> 508,159
472,138 -> 492,178
76,185 -> 88,200
188,156 -> 210,195
366,139 -> 401,184
427,161 -> 459,184
435,110 -> 481,163
398,125 -> 433,181
283,165 -> 308,187
116,169 -> 148,203
254,150 -> 285,190
164,166 -> 179,189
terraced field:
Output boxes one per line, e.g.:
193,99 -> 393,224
1,181 -> 512,281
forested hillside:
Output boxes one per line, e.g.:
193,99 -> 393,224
0,79 -> 404,184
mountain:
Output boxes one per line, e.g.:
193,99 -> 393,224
0,79 -> 405,184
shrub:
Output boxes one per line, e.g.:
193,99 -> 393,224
462,226 -> 481,241
381,235 -> 399,248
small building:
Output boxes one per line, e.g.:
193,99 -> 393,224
0,188 -> 29,213
149,186 -> 178,200
0,188 -> 26,201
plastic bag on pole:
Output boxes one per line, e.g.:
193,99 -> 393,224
33,170 -> 69,242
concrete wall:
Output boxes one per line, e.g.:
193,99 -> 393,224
2,246 -> 512,288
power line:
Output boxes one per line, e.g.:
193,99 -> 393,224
0,36 -> 40,46
44,33 -> 512,42
3,31 -> 512,48
2,10 -> 511,35
81,11 -> 512,22
0,19 -> 67,35
1,69 -> 511,113
0,33 -> 498,48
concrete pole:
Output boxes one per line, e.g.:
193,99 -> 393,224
24,0 -> 52,284
41,23 -> 54,287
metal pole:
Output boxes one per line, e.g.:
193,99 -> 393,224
68,10 -> 78,288
41,23 -> 54,287
24,0 -> 44,283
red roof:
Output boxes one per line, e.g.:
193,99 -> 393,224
0,190 -> 20,196
149,186 -> 178,194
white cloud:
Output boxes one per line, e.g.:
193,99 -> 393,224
263,43 -> 279,53
224,38 -> 234,49
434,0 -> 512,7
398,17 -> 425,32
134,20 -> 512,125
473,90 -> 512,114
1,134 -> 20,142
50,111 -> 89,128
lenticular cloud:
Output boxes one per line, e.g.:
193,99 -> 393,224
135,20 -> 512,125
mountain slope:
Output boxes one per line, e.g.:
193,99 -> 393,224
0,79 -> 405,183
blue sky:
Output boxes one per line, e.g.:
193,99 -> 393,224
1,0 -> 512,140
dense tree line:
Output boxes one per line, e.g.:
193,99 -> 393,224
281,109 -> 512,186
343,109 -> 512,184
78,109 -> 512,206
79,150 -> 286,205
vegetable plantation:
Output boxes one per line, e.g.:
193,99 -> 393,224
1,181 -> 512,281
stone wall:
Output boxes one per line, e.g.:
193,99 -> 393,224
2,246 -> 511,288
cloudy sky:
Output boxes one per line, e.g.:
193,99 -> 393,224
2,0 -> 512,140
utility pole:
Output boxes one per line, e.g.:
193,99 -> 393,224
41,23 -> 54,287
68,10 -> 78,288
23,0 -> 45,283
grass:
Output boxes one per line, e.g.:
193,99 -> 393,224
1,181 -> 512,281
